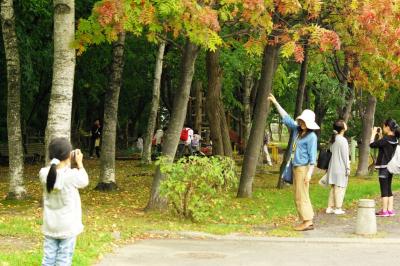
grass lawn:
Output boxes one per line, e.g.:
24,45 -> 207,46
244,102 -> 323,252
0,159 -> 398,265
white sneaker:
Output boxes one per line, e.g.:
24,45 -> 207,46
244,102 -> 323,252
326,207 -> 334,214
334,209 -> 345,215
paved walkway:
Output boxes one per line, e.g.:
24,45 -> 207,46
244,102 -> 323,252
96,192 -> 400,265
96,238 -> 400,266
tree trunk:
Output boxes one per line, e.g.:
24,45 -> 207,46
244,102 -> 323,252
1,0 -> 26,199
313,89 -> 328,146
294,45 -> 308,117
146,40 -> 199,211
45,0 -> 75,160
242,72 -> 254,151
220,103 -> 233,156
340,83 -> 355,123
238,44 -> 280,197
193,80 -> 203,133
142,40 -> 166,164
356,94 -> 377,176
206,50 -> 224,155
96,32 -> 126,191
276,46 -> 309,189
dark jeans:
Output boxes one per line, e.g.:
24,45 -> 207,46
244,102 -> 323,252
177,143 -> 193,158
379,168 -> 393,197
89,138 -> 100,158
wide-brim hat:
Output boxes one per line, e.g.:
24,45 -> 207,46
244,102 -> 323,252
296,109 -> 320,130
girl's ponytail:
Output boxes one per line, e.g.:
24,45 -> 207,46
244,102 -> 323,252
46,138 -> 72,193
46,163 -> 57,193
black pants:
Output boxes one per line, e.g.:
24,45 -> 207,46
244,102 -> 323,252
379,168 -> 393,197
89,138 -> 100,158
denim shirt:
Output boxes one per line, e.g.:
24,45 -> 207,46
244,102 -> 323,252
283,115 -> 318,166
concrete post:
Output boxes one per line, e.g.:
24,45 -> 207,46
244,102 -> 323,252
356,199 -> 377,235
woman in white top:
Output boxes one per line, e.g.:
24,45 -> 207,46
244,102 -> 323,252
326,120 -> 350,215
39,138 -> 88,266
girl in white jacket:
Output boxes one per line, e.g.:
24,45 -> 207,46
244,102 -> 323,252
39,138 -> 88,266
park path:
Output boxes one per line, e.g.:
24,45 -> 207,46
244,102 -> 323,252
95,192 -> 400,266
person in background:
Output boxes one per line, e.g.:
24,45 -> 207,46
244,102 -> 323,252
89,119 -> 101,158
39,138 -> 89,266
263,132 -> 273,166
269,93 -> 319,231
370,118 -> 400,217
326,120 -> 350,215
178,125 -> 194,157
191,130 -> 202,153
153,128 -> 164,153
137,136 -> 143,154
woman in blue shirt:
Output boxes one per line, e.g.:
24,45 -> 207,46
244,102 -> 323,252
269,94 -> 319,231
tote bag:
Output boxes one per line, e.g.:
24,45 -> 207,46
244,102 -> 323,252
317,149 -> 332,170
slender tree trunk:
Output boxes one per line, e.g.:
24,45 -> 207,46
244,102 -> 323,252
45,0 -> 75,160
313,89 -> 328,146
276,46 -> 309,189
1,0 -> 26,199
146,40 -> 199,211
142,41 -> 166,164
206,50 -> 224,155
193,80 -> 203,133
242,72 -> 254,151
238,44 -> 280,197
356,94 -> 377,176
220,103 -> 233,156
96,32 -> 126,191
340,83 -> 355,123
294,45 -> 308,117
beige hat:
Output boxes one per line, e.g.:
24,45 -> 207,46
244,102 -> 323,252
296,109 -> 320,130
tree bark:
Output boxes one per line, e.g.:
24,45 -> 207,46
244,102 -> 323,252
1,0 -> 26,199
276,46 -> 309,189
237,44 -> 280,197
356,94 -> 377,176
220,103 -> 233,156
146,40 -> 199,211
193,80 -> 203,133
294,45 -> 308,117
142,40 -> 166,164
206,50 -> 232,156
45,0 -> 75,160
96,32 -> 126,191
340,83 -> 355,123
242,72 -> 254,151
206,50 -> 224,155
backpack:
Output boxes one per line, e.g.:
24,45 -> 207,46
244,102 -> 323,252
180,128 -> 189,141
387,145 -> 400,174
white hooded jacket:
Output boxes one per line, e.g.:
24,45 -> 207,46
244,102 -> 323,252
39,166 -> 89,239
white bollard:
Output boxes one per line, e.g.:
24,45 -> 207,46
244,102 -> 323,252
356,199 -> 377,235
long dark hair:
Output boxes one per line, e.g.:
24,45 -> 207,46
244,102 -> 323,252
330,120 -> 346,143
46,138 -> 72,193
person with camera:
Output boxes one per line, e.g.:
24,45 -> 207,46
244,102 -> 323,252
39,138 -> 89,265
370,119 -> 400,217
326,120 -> 350,215
89,119 -> 101,158
268,94 -> 319,231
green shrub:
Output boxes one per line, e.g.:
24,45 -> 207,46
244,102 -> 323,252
158,156 -> 237,222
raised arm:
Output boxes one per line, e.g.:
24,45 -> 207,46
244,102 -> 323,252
268,94 -> 297,131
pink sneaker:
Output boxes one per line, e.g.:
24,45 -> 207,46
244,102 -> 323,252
376,210 -> 390,217
388,210 -> 396,217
